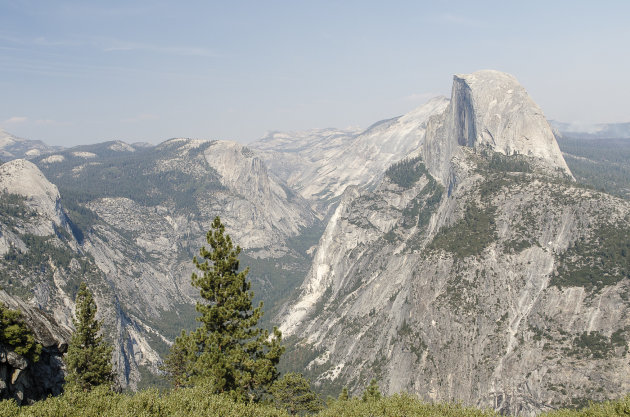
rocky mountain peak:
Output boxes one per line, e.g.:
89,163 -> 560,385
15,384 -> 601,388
0,159 -> 65,235
0,159 -> 59,201
0,130 -> 61,160
423,70 -> 572,186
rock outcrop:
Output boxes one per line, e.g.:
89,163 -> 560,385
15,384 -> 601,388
0,289 -> 71,404
0,159 -> 68,236
423,70 -> 572,187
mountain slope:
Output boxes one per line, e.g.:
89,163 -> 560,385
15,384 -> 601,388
251,97 -> 449,215
558,137 -> 630,200
279,71 -> 630,415
0,130 -> 61,161
1,138 -> 321,389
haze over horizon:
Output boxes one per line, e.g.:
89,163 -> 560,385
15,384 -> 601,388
1,0 -> 629,147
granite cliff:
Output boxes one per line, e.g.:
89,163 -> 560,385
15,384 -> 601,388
279,71 -> 630,415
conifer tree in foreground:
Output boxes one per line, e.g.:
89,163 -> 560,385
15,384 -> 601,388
270,372 -> 322,415
65,282 -> 114,391
164,216 -> 284,401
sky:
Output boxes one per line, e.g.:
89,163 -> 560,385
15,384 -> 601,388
1,0 -> 629,147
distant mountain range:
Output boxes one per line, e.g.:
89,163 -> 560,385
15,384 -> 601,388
550,121 -> 630,139
0,129 -> 62,160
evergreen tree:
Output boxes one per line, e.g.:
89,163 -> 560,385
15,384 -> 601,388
270,372 -> 322,415
362,378 -> 381,402
0,302 -> 41,362
164,216 -> 284,401
160,329 -> 195,389
65,282 -> 114,391
338,386 -> 349,401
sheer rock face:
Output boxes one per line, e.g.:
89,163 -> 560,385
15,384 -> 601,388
279,72 -> 628,416
0,289 -> 70,405
423,70 -> 572,187
251,97 -> 449,215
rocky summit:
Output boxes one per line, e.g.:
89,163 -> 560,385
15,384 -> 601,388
278,71 -> 630,416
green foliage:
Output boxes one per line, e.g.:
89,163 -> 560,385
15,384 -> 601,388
338,387 -> 349,401
163,217 -> 284,402
428,204 -> 497,258
320,394 -> 499,417
543,394 -> 630,417
3,234 -> 77,270
385,157 -> 427,188
0,384 -> 290,417
0,193 -> 36,228
481,150 -> 532,173
270,372 -> 322,415
362,379 -> 382,402
161,330 -> 195,389
402,178 -> 444,230
2,383 -> 630,416
37,141 -> 224,213
568,331 -> 617,360
552,222 -> 630,289
65,282 -> 115,391
0,302 -> 42,362
59,194 -> 100,243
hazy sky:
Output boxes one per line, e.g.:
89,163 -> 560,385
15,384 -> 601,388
1,0 -> 629,147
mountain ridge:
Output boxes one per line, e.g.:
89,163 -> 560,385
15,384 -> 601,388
278,70 -> 629,415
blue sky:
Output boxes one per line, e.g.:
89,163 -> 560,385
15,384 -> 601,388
1,0 -> 629,146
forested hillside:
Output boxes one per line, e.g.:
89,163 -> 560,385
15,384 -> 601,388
558,137 -> 630,199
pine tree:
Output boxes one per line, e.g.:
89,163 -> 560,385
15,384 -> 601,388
338,386 -> 349,401
362,378 -> 381,402
270,372 -> 322,415
164,216 -> 284,401
65,282 -> 114,391
0,302 -> 41,362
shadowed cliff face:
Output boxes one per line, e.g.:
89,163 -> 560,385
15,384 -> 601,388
279,71 -> 628,416
452,77 -> 477,148
423,70 -> 572,188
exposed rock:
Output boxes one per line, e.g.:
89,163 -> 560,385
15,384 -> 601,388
423,70 -> 572,187
0,137 -> 320,390
0,129 -> 61,161
0,159 -> 67,236
280,72 -> 628,415
251,97 -> 449,215
0,289 -> 70,404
